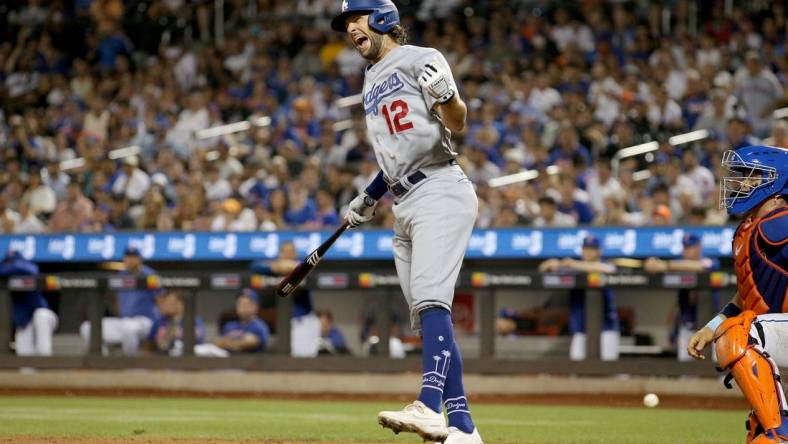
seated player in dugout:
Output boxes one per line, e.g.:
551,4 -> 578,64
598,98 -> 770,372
195,288 -> 271,357
0,250 -> 58,356
80,246 -> 163,355
251,242 -> 320,358
688,146 -> 787,444
539,235 -> 620,361
317,309 -> 349,355
643,233 -> 720,361
144,290 -> 206,356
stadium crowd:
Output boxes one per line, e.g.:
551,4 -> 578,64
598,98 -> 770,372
0,0 -> 787,234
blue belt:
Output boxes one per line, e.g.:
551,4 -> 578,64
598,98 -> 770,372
388,159 -> 456,197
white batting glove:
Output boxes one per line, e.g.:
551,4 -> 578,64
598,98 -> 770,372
419,62 -> 456,104
345,193 -> 377,228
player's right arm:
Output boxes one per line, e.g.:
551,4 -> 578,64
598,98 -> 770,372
344,171 -> 387,228
687,293 -> 743,360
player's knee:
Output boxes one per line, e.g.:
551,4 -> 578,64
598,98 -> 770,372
714,311 -> 757,370
32,309 -> 57,329
417,305 -> 450,318
79,321 -> 91,340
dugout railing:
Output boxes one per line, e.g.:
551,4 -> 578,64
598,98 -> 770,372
0,270 -> 733,376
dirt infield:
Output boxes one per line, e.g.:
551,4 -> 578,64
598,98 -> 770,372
0,386 -> 747,410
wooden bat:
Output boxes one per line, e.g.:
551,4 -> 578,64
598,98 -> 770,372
276,222 -> 350,298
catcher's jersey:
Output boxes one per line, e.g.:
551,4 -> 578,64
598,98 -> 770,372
362,45 -> 457,182
733,206 -> 788,314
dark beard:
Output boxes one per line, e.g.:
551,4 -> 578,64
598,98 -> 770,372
362,32 -> 384,61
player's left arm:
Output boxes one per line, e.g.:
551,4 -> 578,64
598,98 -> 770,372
661,259 -> 710,272
418,53 -> 466,133
560,259 -> 617,274
433,94 -> 467,133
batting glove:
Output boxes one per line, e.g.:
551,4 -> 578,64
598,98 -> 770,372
419,62 -> 456,104
345,193 -> 377,228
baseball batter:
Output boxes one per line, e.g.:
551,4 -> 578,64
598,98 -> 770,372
332,1 -> 482,442
688,146 -> 787,443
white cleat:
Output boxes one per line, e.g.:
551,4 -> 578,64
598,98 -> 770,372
377,400 -> 449,442
444,427 -> 484,444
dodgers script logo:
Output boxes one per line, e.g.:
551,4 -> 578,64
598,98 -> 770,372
364,72 -> 404,115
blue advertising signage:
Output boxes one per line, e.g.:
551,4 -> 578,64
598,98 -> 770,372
0,226 -> 735,263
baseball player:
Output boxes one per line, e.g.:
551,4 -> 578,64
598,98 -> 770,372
539,235 -> 620,361
332,1 -> 482,442
0,250 -> 58,356
251,242 -> 321,358
80,246 -> 162,355
688,146 -> 787,443
644,233 -> 721,361
144,290 -> 206,356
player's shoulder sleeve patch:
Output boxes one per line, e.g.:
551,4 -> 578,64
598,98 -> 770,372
757,208 -> 788,246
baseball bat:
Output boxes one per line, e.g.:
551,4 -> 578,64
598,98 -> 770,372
275,221 -> 350,298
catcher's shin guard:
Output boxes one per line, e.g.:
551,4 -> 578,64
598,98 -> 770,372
715,312 -> 788,439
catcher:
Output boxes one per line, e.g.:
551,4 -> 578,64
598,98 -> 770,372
688,145 -> 788,443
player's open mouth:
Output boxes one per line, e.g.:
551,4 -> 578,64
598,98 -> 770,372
353,34 -> 370,52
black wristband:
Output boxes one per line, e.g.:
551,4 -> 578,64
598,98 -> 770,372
720,302 -> 742,318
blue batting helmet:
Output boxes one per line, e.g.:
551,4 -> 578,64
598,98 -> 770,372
720,145 -> 788,216
331,0 -> 400,33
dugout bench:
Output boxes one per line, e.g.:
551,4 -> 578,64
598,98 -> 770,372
0,270 -> 734,376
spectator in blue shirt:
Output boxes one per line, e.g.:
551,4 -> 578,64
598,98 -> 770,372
309,189 -> 340,228
145,290 -> 205,356
80,246 -> 162,355
556,175 -> 595,225
0,250 -> 58,356
284,182 -> 318,227
549,124 -> 592,167
644,233 -> 720,361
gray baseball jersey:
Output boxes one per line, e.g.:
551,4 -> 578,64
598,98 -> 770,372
362,45 -> 457,182
359,44 -> 478,333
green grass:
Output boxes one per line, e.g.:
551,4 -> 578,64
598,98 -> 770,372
0,396 -> 745,443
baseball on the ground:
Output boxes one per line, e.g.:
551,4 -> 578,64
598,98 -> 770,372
643,393 -> 659,408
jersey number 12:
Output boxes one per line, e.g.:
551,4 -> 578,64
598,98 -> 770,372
382,100 -> 413,134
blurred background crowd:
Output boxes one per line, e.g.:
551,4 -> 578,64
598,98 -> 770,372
0,0 -> 786,235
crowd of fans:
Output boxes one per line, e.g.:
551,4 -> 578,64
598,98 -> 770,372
1,0 -> 787,234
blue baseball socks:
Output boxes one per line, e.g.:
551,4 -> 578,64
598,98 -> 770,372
443,340 -> 475,433
417,307 -> 475,433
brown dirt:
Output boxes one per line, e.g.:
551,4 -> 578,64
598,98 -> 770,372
0,387 -> 747,410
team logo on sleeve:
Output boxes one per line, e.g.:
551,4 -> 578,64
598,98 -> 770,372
364,72 -> 404,116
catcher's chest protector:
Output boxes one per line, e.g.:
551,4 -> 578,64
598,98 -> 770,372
733,207 -> 788,314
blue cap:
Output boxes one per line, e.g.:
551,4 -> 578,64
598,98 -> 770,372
582,235 -> 601,249
237,288 -> 259,304
123,246 -> 141,257
498,308 -> 518,320
3,250 -> 22,262
682,233 -> 700,247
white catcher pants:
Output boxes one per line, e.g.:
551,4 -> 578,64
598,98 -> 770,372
15,308 -> 58,356
392,163 -> 478,333
750,313 -> 788,368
